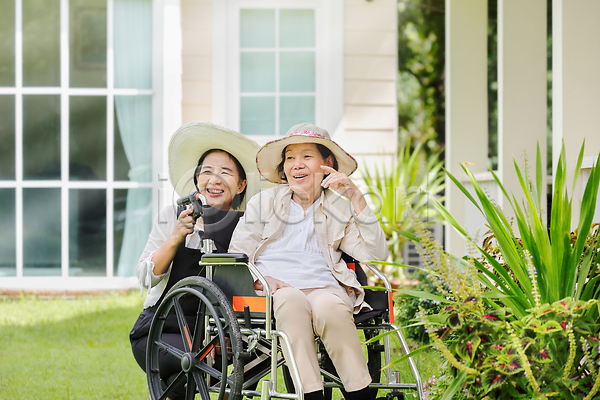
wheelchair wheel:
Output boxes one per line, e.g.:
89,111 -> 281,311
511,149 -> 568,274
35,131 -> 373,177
146,276 -> 244,400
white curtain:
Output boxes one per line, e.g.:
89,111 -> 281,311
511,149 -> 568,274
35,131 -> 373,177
114,0 -> 153,277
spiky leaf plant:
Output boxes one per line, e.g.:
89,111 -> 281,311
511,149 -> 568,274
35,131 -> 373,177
432,142 -> 600,318
370,142 -> 600,399
361,137 -> 445,264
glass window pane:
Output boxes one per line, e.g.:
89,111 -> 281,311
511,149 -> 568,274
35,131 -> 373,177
240,9 -> 275,48
241,52 -> 276,92
114,95 -> 152,182
279,9 -> 314,48
69,189 -> 106,276
240,96 -> 275,136
0,96 -> 15,179
70,96 -> 106,181
114,0 -> 152,89
70,0 -> 107,88
0,0 -> 15,86
23,95 -> 61,180
0,189 -> 16,277
114,114 -> 130,182
114,188 -> 152,277
280,96 -> 315,135
23,188 -> 61,276
23,0 -> 60,87
280,52 -> 315,92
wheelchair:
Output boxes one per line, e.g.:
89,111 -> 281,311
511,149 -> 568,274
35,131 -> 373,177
145,252 -> 424,400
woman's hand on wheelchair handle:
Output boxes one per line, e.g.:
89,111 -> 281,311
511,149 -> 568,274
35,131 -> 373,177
254,276 -> 291,294
171,207 -> 198,243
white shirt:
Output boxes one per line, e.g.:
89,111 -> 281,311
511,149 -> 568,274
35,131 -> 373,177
136,205 -> 205,308
255,200 -> 342,291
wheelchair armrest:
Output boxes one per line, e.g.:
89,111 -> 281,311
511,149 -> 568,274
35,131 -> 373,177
362,262 -> 393,292
201,253 -> 249,263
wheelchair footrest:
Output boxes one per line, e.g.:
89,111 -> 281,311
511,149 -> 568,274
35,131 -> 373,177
236,351 -> 253,363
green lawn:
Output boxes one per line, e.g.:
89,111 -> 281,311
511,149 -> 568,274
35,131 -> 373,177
0,291 -> 148,400
0,291 -> 439,400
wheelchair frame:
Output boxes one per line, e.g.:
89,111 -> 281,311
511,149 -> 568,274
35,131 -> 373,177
145,254 -> 424,400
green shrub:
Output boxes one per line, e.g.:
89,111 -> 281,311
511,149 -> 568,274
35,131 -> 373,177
379,142 -> 600,400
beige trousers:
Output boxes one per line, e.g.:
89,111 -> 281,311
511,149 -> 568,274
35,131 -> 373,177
273,286 -> 372,393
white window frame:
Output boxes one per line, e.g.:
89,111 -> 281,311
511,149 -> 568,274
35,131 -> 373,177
212,0 -> 343,144
0,0 -> 173,291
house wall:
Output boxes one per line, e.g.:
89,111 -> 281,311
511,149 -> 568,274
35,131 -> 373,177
553,0 -> 600,228
180,0 -> 397,165
339,0 -> 398,170
181,0 -> 212,123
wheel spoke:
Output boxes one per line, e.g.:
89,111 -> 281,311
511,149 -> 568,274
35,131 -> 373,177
194,360 -> 224,380
173,297 -> 193,352
160,371 -> 186,400
185,374 -> 197,400
154,339 -> 185,359
193,371 -> 211,400
191,300 -> 207,350
195,334 -> 221,361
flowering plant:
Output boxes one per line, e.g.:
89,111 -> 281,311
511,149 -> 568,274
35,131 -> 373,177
424,295 -> 600,399
382,143 -> 600,399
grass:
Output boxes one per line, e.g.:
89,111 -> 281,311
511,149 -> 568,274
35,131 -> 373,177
0,291 -> 147,400
0,291 -> 440,400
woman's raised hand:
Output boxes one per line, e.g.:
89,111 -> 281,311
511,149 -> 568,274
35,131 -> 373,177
320,165 -> 367,214
171,207 -> 196,243
254,276 -> 292,294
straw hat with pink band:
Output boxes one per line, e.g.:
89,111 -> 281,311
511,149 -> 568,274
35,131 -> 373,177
256,123 -> 358,184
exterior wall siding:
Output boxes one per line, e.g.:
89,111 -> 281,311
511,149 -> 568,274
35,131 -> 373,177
340,0 -> 398,161
181,0 -> 213,123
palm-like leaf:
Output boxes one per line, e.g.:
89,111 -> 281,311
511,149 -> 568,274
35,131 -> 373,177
361,138 -> 445,263
436,142 -> 600,317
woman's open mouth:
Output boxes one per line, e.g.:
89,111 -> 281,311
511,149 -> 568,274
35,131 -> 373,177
206,188 -> 224,196
292,174 -> 308,181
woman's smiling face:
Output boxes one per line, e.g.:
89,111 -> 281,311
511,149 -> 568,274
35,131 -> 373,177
283,143 -> 333,202
195,150 -> 246,210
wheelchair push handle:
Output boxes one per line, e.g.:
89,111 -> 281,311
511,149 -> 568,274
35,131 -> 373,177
176,191 -> 206,225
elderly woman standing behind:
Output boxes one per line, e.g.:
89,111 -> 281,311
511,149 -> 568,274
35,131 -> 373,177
229,123 -> 388,400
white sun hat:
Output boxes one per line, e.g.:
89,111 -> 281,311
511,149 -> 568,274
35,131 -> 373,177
256,122 -> 358,184
168,121 -> 263,210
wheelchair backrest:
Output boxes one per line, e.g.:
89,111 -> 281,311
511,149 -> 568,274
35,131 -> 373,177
201,253 -> 268,320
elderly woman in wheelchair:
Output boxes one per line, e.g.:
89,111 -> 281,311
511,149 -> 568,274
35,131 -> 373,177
229,123 -> 390,400
129,121 -> 263,400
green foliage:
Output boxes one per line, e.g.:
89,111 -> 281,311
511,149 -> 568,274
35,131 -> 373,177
384,142 -> 600,398
424,298 -> 600,400
437,143 -> 600,317
361,137 -> 445,264
394,268 -> 444,344
397,0 -> 445,153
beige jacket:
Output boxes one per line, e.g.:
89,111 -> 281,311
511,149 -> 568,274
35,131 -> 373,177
228,186 -> 388,312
